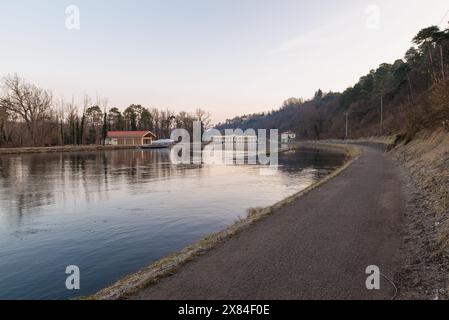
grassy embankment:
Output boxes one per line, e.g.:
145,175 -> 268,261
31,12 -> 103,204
89,143 -> 361,300
393,130 -> 449,247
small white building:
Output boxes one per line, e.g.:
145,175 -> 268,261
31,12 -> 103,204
281,131 -> 296,144
211,135 -> 258,144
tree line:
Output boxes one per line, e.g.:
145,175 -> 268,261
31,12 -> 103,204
0,74 -> 211,147
218,23 -> 449,141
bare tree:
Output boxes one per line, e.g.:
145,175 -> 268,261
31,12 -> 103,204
0,74 -> 214,147
0,74 -> 53,146
0,105 -> 11,144
195,108 -> 212,130
65,99 -> 79,145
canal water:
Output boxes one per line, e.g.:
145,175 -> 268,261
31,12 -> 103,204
0,147 -> 345,299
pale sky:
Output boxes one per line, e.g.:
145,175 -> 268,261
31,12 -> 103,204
1,0 -> 448,123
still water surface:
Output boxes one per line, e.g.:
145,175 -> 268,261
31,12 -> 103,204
0,148 -> 345,299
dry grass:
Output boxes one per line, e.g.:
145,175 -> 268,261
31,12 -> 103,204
393,129 -> 449,248
355,136 -> 397,145
404,79 -> 449,141
89,143 -> 361,300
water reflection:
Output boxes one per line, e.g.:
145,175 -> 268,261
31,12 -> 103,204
0,147 -> 345,299
0,150 -> 189,217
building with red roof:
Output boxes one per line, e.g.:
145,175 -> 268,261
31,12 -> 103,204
105,131 -> 157,146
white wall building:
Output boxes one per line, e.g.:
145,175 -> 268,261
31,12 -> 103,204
211,135 -> 258,144
281,131 -> 296,144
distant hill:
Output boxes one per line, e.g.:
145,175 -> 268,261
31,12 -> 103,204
217,24 -> 449,141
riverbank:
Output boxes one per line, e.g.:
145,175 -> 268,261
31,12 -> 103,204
91,143 -> 360,300
0,145 -> 138,155
393,129 -> 449,222
391,129 -> 449,299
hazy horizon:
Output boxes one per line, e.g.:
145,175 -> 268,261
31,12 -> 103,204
1,0 -> 448,124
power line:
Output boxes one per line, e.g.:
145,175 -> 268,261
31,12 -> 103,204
439,8 -> 449,26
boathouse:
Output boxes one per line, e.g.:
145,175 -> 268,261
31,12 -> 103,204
105,131 -> 157,146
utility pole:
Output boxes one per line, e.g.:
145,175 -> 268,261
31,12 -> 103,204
380,95 -> 383,135
407,73 -> 414,104
345,112 -> 349,140
441,45 -> 445,80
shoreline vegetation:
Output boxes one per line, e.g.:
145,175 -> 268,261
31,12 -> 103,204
88,142 -> 360,300
0,74 -> 213,149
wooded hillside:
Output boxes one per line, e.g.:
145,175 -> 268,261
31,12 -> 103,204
217,24 -> 449,141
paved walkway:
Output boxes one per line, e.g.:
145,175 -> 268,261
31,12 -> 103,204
131,147 -> 407,300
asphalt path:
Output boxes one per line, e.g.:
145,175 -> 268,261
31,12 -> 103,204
131,146 -> 406,300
